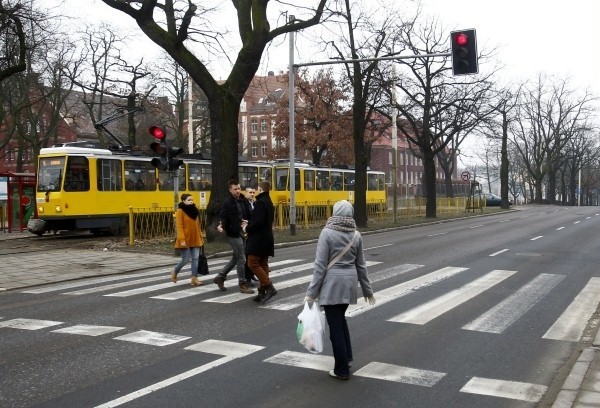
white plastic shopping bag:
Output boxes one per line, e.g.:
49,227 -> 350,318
297,301 -> 326,354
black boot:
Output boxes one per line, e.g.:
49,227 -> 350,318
260,283 -> 278,303
253,286 -> 266,302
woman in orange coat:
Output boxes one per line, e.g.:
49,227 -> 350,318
171,193 -> 204,286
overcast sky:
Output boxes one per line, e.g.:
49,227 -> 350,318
55,0 -> 599,98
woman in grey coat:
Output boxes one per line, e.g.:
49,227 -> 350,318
305,200 -> 376,380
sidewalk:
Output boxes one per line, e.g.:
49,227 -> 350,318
0,230 -> 599,407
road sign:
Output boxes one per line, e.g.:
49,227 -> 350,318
461,171 -> 470,181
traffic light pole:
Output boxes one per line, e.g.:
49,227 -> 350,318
173,169 -> 179,212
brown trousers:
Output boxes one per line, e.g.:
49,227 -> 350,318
247,255 -> 270,287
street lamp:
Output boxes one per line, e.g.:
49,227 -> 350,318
391,64 -> 397,223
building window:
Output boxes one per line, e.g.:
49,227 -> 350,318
389,152 -> 392,165
261,142 -> 267,157
251,143 -> 258,158
251,119 -> 258,134
260,118 -> 267,133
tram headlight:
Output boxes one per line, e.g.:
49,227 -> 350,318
54,205 -> 62,213
38,207 -> 44,213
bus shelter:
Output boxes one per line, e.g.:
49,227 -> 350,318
0,172 -> 36,232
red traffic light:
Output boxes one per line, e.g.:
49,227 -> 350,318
455,33 -> 468,46
149,126 -> 166,140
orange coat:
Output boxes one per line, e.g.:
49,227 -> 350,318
174,208 -> 204,248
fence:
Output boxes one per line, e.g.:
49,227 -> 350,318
127,197 -> 471,244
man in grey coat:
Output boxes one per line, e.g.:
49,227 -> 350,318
305,200 -> 376,380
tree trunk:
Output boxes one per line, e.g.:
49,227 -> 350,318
423,149 -> 437,218
205,90 -> 242,240
547,170 -> 557,204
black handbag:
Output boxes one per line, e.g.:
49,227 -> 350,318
199,246 -> 209,275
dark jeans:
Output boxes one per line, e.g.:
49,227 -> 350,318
323,304 -> 352,376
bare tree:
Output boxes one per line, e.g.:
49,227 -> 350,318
322,0 -> 403,227
101,0 -> 328,229
0,0 -> 29,82
388,17 -> 497,217
511,75 -> 597,203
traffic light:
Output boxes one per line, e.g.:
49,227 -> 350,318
450,29 -> 478,75
148,126 -> 183,171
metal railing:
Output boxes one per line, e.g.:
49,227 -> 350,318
127,197 -> 471,244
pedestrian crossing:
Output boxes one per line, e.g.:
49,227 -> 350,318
0,317 -> 551,404
16,257 -> 600,344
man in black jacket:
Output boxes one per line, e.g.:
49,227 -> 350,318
244,180 -> 277,303
214,179 -> 254,294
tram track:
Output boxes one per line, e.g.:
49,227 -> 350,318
0,234 -> 115,256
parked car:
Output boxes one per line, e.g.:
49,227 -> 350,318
483,193 -> 512,206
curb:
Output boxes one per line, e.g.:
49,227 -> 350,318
551,327 -> 600,407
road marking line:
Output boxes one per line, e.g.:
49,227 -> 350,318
95,340 -> 263,408
152,260 -> 309,300
264,350 -> 334,371
388,270 -> 517,325
489,249 -> 509,257
427,232 -> 447,237
205,261 -> 381,304
531,236 -> 543,240
18,262 -> 227,294
556,227 -> 565,230
460,376 -> 547,402
365,243 -> 393,250
65,275 -> 175,295
347,266 -> 469,317
265,352 -> 446,387
52,325 -> 125,336
469,225 -> 484,229
21,269 -> 172,293
0,318 -> 63,330
543,277 -> 600,342
261,263 -> 423,311
463,273 -> 565,333
185,339 -> 264,357
113,330 -> 190,346
354,362 -> 446,386
574,221 -> 581,224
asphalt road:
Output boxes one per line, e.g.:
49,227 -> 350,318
1,206 -> 599,408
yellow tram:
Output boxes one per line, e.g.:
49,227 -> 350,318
29,145 -> 386,235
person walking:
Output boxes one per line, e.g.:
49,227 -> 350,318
244,186 -> 259,286
244,181 -> 277,303
304,200 -> 376,380
214,179 -> 254,294
171,193 -> 204,286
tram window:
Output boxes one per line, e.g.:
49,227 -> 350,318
316,170 -> 329,191
260,167 -> 272,185
367,173 -> 378,190
304,170 -> 315,191
378,174 -> 385,190
344,172 -> 355,191
331,172 -> 342,191
38,157 -> 65,192
97,159 -> 122,191
64,156 -> 90,192
294,168 -> 300,191
158,165 -> 186,191
239,166 -> 258,190
124,160 -> 157,191
275,168 -> 287,191
188,163 -> 211,191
